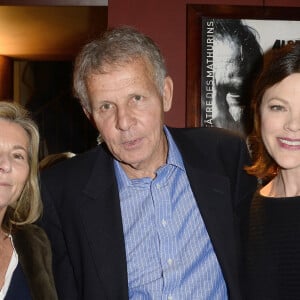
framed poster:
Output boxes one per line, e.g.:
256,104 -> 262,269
186,5 -> 300,136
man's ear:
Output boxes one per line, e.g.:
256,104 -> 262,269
82,106 -> 97,128
162,76 -> 173,112
82,106 -> 91,120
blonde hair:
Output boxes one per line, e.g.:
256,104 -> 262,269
39,152 -> 75,170
0,101 -> 42,232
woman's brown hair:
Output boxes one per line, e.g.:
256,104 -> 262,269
246,42 -> 300,181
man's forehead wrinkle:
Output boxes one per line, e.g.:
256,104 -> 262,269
87,73 -> 139,94
102,76 -> 137,91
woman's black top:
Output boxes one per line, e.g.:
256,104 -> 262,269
244,192 -> 300,300
5,263 -> 32,300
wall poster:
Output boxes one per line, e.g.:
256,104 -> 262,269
186,5 -> 300,136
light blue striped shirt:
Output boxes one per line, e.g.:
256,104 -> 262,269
114,127 -> 227,299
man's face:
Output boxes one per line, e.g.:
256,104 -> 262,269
214,34 -> 245,92
213,34 -> 248,121
85,58 -> 173,178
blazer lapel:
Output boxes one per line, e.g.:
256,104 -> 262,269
188,166 -> 236,255
80,151 -> 128,299
186,162 -> 241,298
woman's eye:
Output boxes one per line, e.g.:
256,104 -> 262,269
13,153 -> 25,160
270,105 -> 285,111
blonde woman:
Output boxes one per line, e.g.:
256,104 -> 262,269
0,101 -> 57,299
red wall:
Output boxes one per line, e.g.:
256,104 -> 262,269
108,0 -> 300,128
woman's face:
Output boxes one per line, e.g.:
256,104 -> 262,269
0,119 -> 30,219
260,73 -> 300,172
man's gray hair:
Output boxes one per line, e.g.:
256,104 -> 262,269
73,26 -> 168,111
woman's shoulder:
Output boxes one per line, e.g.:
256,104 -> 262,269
12,225 -> 58,300
13,224 -> 50,251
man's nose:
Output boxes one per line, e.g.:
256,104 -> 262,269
116,106 -> 136,131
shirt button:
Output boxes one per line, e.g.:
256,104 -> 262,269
168,296 -> 173,300
162,219 -> 167,227
167,258 -> 173,266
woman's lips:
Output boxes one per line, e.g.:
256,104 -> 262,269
278,137 -> 300,149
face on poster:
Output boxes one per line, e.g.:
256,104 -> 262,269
201,18 -> 300,136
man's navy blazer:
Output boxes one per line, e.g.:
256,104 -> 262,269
40,127 -> 257,300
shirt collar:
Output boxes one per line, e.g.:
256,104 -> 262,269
164,126 -> 185,170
